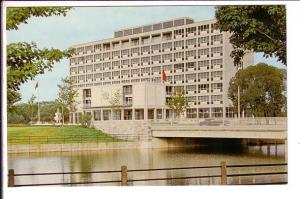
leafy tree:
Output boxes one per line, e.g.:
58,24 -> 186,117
215,5 -> 286,65
6,7 -> 74,110
27,94 -> 37,123
103,90 -> 122,120
79,113 -> 92,128
228,63 -> 286,117
56,77 -> 79,124
166,91 -> 189,119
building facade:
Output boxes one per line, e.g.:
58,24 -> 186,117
69,17 -> 254,123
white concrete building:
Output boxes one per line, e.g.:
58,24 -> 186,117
69,17 -> 254,124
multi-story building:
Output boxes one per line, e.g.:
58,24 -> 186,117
69,17 -> 253,124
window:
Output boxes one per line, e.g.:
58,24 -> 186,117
141,56 -> 150,63
186,26 -> 196,35
103,72 -> 111,78
186,73 -> 196,81
121,70 -> 130,76
174,40 -> 184,48
103,62 -> 111,70
112,71 -> 120,77
76,47 -> 84,54
121,49 -> 130,56
199,24 -> 209,33
131,58 -> 139,65
162,53 -> 172,61
70,76 -> 77,83
174,29 -> 184,37
94,73 -> 102,80
211,71 -> 223,79
211,47 -> 223,56
198,84 -> 209,92
152,66 -> 161,73
94,111 -> 101,121
186,62 -> 196,70
166,76 -> 172,83
123,85 -> 132,95
78,75 -> 85,82
121,59 -> 130,66
131,79 -> 140,83
198,72 -> 209,80
70,58 -> 77,65
86,65 -> 93,72
174,74 -> 184,81
186,50 -> 196,58
162,42 -> 172,49
211,23 -> 218,33
163,65 -> 172,72
151,44 -> 161,51
198,96 -> 209,103
83,89 -> 91,98
198,36 -> 209,46
186,38 -> 197,46
211,95 -> 222,102
131,68 -> 140,75
94,63 -> 102,71
70,67 -> 77,74
198,60 -> 209,69
198,108 -> 209,118
78,56 -> 85,63
135,109 -> 144,120
199,48 -> 209,57
112,50 -> 120,57
103,110 -> 111,120
211,34 -> 223,44
112,61 -> 120,67
174,63 -> 184,71
186,85 -> 196,92
141,67 -> 150,73
141,46 -> 150,53
131,47 -> 139,54
174,52 -> 184,59
124,109 -> 132,120
94,54 -> 101,61
211,107 -> 223,118
211,59 -> 223,68
151,55 -> 161,62
211,83 -> 223,91
187,108 -> 197,118
103,52 -> 110,59
85,45 -> 93,53
78,66 -> 85,73
152,77 -> 162,83
141,78 -> 151,82
94,44 -> 101,51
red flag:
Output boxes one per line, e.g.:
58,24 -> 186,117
162,69 -> 167,82
35,82 -> 39,90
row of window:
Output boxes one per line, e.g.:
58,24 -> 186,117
75,27 -> 221,54
71,48 -> 223,66
70,59 -> 223,75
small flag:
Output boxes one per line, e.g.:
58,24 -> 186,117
35,82 -> 39,90
162,69 -> 167,82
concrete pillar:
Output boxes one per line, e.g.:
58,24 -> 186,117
121,109 -> 124,120
101,109 -> 104,121
132,108 -> 135,120
144,108 -> 148,120
285,139 -> 288,163
154,109 -> 157,120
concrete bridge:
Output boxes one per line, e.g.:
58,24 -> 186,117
150,118 -> 287,140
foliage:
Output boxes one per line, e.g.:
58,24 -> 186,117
215,5 -> 286,65
79,113 -> 92,128
6,7 -> 74,110
166,91 -> 189,118
7,100 -> 62,124
228,63 -> 287,117
6,7 -> 71,30
104,90 -> 122,119
56,77 -> 79,124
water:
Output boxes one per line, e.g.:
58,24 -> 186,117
8,143 -> 287,186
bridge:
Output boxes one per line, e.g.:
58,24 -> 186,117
150,117 -> 287,140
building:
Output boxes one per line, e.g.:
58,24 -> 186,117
69,17 -> 254,124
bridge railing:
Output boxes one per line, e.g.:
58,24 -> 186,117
8,162 -> 287,187
150,117 -> 287,126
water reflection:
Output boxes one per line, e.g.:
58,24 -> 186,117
8,143 -> 286,186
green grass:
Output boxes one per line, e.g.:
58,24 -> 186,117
8,125 -> 122,144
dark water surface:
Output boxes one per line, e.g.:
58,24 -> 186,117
8,143 -> 286,186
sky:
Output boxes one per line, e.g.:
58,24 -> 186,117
6,6 -> 286,103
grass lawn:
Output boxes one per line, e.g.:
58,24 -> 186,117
8,125 -> 121,144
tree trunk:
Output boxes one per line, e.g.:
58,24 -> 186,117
62,106 -> 64,126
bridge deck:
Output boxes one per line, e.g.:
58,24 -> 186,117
151,125 -> 287,139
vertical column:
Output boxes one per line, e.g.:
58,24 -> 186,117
121,109 -> 124,120
101,109 -> 104,121
144,108 -> 148,120
132,108 -> 135,120
154,109 -> 157,120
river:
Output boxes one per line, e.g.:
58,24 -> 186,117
8,143 -> 287,186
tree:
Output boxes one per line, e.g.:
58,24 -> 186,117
215,5 -> 286,65
56,77 -> 79,124
79,113 -> 92,128
228,63 -> 286,117
103,90 -> 122,120
166,91 -> 189,120
6,7 -> 74,110
28,94 -> 37,123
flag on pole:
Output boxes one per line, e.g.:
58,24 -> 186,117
162,69 -> 167,82
35,82 -> 39,90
